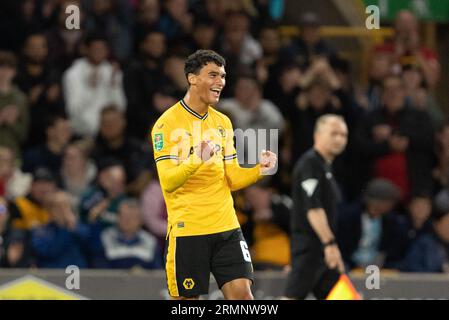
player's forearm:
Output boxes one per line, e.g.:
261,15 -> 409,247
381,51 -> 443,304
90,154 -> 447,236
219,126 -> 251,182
307,208 -> 336,244
225,163 -> 261,191
156,154 -> 203,193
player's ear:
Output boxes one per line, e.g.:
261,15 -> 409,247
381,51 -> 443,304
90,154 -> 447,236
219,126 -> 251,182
188,73 -> 197,86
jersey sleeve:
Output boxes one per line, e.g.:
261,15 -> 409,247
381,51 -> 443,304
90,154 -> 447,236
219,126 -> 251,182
222,116 -> 262,191
294,159 -> 323,212
151,119 -> 203,193
151,118 -> 179,163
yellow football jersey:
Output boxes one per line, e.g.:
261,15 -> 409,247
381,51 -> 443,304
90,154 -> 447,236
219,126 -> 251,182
151,99 -> 262,237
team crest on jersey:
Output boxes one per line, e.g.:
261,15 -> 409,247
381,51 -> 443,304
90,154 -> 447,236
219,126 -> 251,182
154,133 -> 163,151
217,126 -> 226,138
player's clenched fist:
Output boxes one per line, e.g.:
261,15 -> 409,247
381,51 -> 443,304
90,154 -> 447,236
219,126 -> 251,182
195,140 -> 216,162
259,150 -> 277,175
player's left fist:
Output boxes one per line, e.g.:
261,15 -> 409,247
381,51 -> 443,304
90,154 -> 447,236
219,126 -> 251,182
259,150 -> 277,175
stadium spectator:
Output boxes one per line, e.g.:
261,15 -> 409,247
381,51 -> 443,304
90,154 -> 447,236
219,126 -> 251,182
376,10 -> 440,88
124,30 -> 166,139
337,179 -> 400,270
91,106 -> 152,194
22,114 -> 72,177
298,57 -> 342,92
31,190 -> 89,268
45,0 -> 84,73
355,75 -> 434,201
0,230 -> 32,268
280,12 -> 336,70
0,198 -> 32,268
141,173 -> 167,248
158,0 -> 193,44
402,64 -> 444,130
188,17 -> 218,52
356,49 -> 392,112
396,192 -> 449,273
270,64 -> 302,117
0,196 -> 6,225
62,33 -> 126,137
0,0 -> 42,52
99,198 -> 162,269
159,54 -> 189,100
59,140 -> 97,209
78,159 -> 127,228
201,0 -> 228,28
0,145 -> 32,200
84,0 -> 134,61
9,167 -> 56,231
220,10 -> 262,68
0,197 -> 9,265
252,0 -> 285,23
433,123 -> 449,193
0,51 -> 29,158
385,194 -> 433,269
287,68 -> 348,164
255,23 -> 283,104
133,0 -> 161,49
240,181 -> 292,270
151,87 -> 178,125
15,32 -> 65,148
218,73 -> 284,166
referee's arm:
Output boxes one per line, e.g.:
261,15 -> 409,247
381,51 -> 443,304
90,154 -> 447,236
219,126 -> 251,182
297,163 -> 345,273
307,209 -> 345,274
307,208 -> 336,247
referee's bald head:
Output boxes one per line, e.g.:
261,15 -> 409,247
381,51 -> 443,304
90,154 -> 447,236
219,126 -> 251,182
314,114 -> 348,159
314,114 -> 345,134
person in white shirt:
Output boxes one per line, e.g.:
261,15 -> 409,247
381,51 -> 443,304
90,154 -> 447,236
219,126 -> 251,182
221,11 -> 262,66
63,34 -> 126,137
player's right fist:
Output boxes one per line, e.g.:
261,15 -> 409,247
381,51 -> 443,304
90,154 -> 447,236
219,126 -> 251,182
195,140 -> 215,162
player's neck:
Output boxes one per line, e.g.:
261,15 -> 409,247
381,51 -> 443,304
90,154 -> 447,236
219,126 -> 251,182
183,91 -> 209,116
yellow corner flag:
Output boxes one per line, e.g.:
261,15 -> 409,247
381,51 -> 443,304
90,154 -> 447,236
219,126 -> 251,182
326,274 -> 362,300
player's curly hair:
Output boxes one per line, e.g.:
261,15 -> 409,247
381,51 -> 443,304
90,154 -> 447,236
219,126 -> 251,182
184,50 -> 226,84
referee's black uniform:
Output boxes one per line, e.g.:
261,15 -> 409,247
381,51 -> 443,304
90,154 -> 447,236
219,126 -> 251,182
285,148 -> 342,299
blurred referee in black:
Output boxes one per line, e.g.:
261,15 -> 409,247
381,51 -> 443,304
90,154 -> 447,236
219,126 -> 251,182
284,114 -> 348,299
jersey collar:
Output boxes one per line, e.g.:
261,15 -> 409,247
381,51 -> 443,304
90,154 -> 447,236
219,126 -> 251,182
313,148 -> 331,166
180,99 -> 209,121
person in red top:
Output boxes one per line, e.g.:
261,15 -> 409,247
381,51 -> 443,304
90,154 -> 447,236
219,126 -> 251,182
375,10 -> 440,88
355,75 -> 434,202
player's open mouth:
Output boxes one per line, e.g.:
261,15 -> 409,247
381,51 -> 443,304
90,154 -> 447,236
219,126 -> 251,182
210,88 -> 221,98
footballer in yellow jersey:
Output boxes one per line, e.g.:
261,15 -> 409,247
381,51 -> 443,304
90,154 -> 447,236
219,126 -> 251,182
151,50 -> 277,299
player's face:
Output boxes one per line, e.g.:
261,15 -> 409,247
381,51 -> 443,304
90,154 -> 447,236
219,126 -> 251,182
321,120 -> 348,156
195,63 -> 226,105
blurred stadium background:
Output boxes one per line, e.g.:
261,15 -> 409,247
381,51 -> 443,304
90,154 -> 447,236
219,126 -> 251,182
0,0 -> 449,299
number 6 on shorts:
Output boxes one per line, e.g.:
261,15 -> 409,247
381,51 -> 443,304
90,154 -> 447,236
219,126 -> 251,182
240,241 -> 252,262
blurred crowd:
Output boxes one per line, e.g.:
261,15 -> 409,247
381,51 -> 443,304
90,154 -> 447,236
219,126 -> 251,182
0,0 -> 448,273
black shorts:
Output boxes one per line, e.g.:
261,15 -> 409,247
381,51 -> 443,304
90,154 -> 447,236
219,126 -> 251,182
164,228 -> 254,298
284,234 -> 340,299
